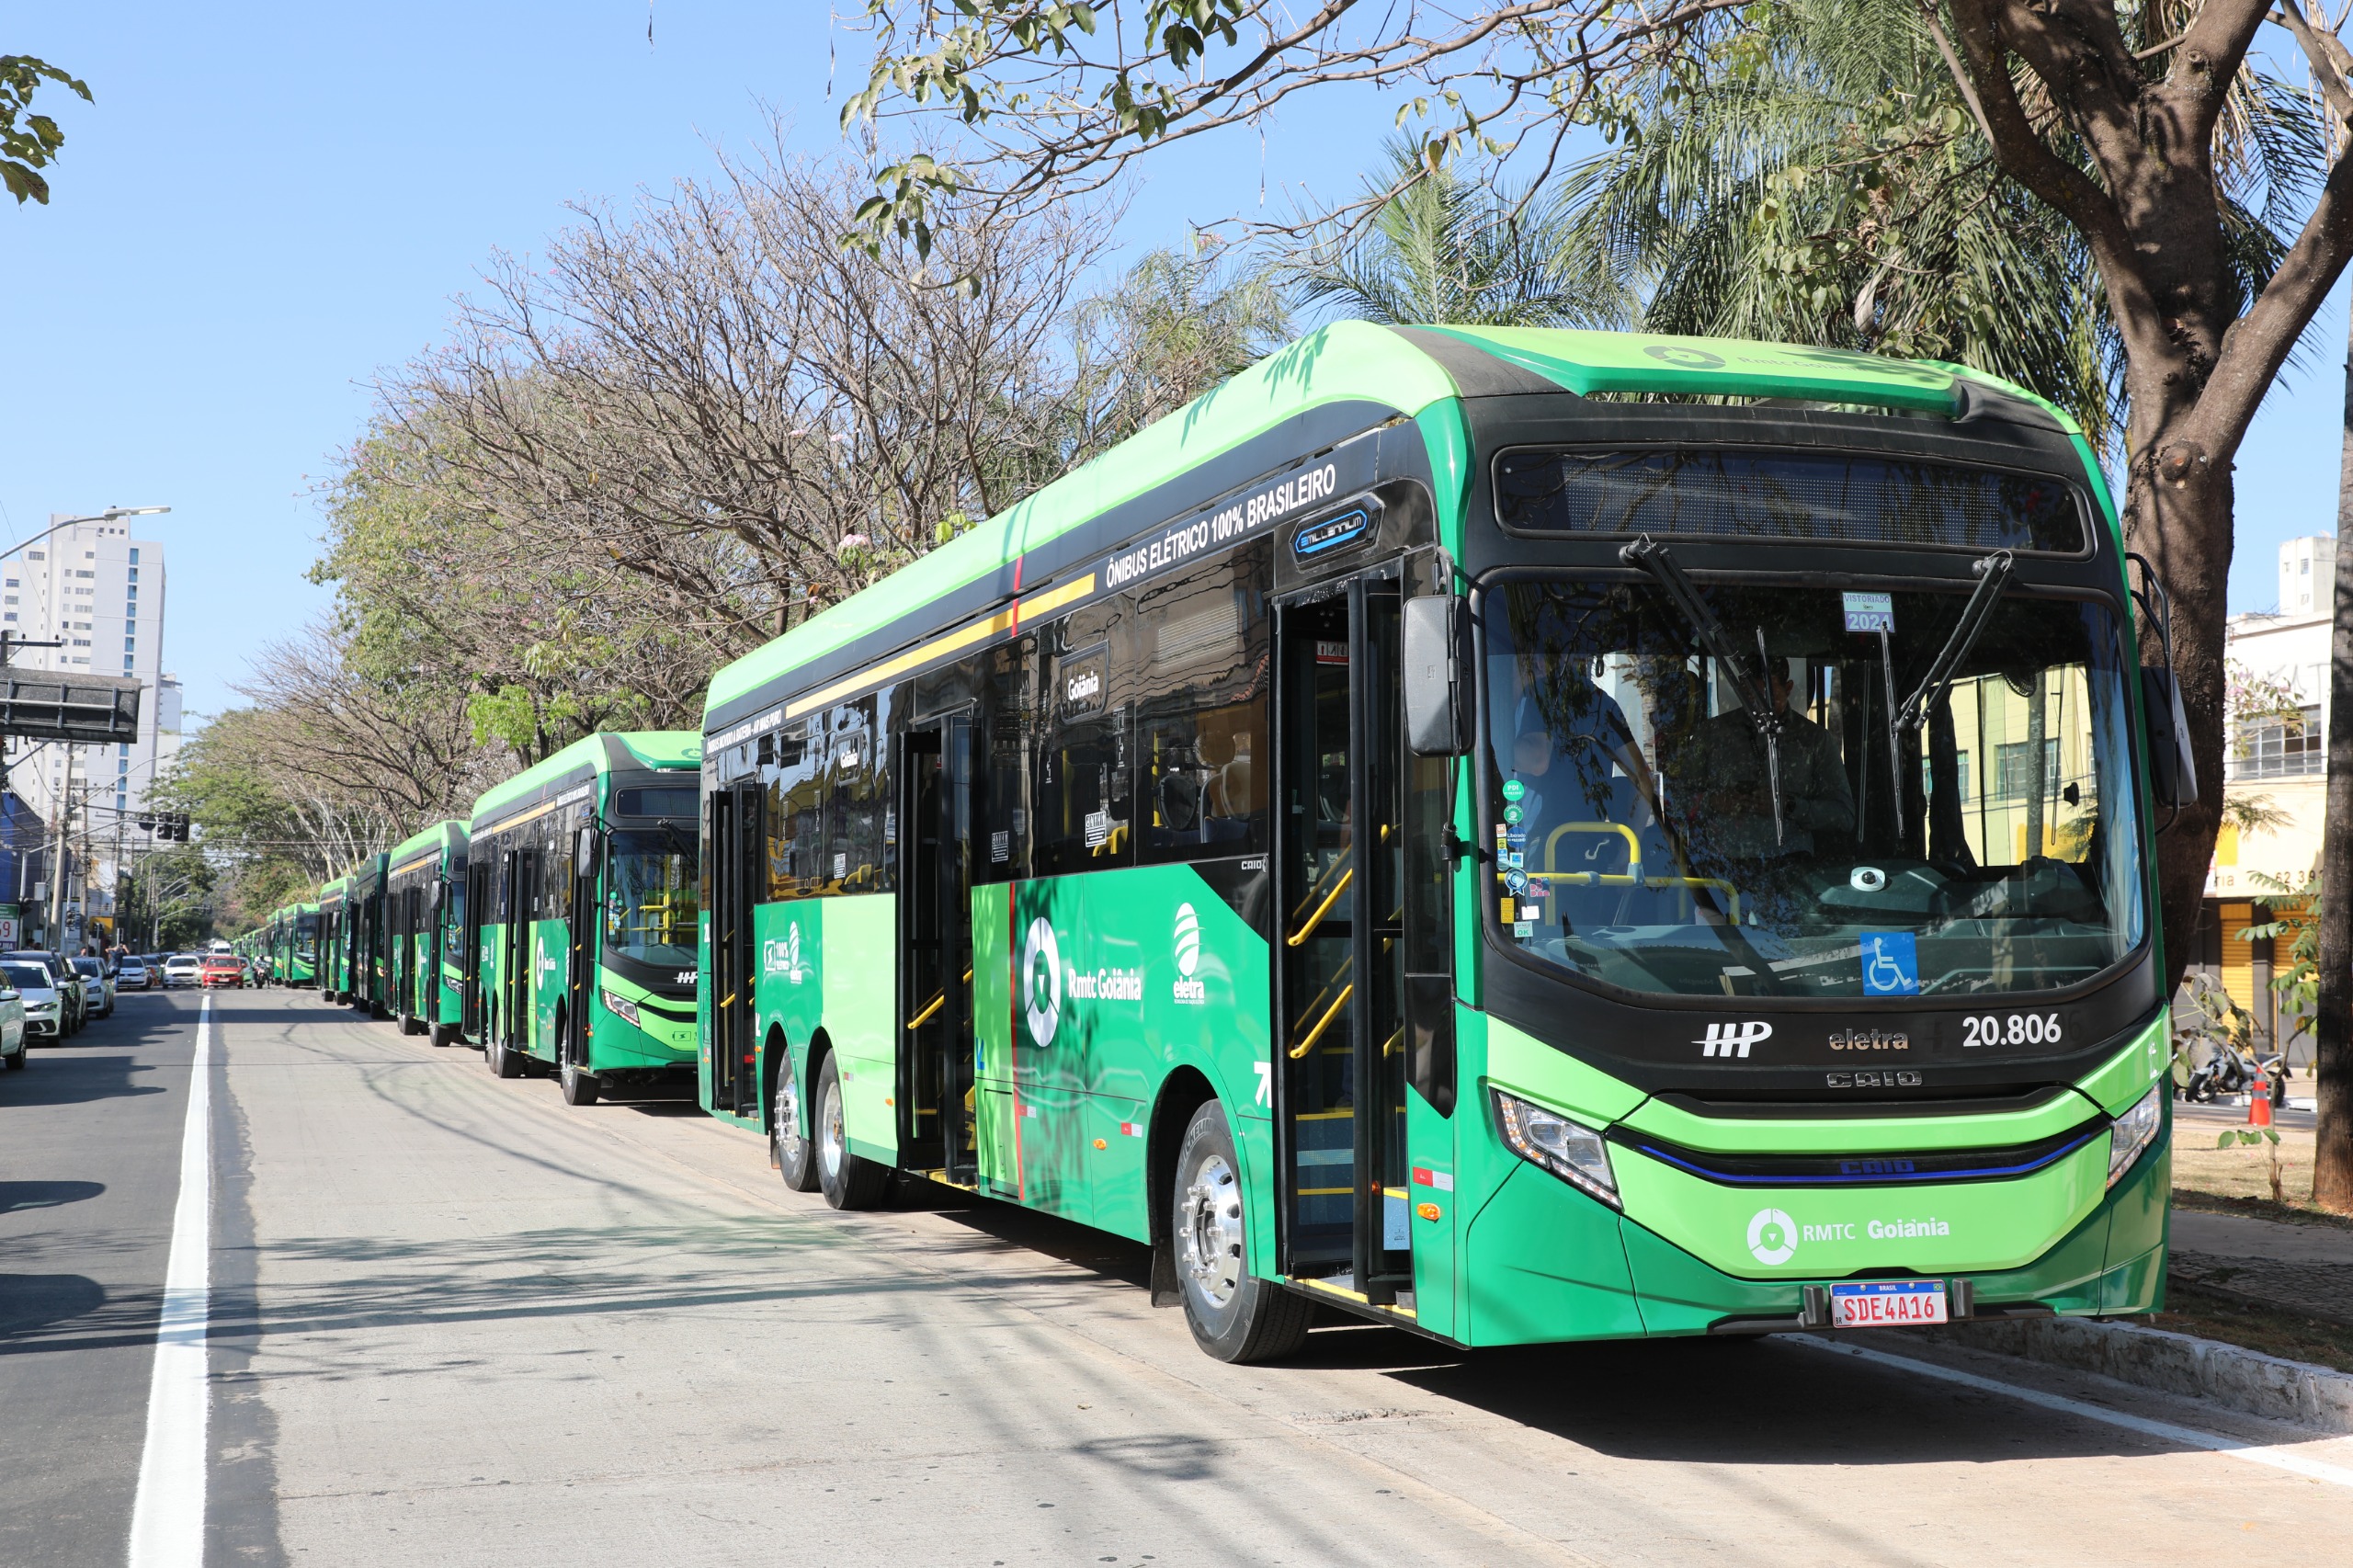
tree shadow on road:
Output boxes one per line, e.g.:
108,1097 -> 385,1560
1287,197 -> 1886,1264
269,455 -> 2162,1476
0,1179 -> 104,1215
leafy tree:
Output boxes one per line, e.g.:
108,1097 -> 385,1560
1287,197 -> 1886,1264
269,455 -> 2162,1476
1290,139 -> 1631,333
1,54 -> 88,205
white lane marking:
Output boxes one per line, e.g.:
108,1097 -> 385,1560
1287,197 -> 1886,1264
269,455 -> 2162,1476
128,993 -> 212,1566
1798,1335 -> 2353,1489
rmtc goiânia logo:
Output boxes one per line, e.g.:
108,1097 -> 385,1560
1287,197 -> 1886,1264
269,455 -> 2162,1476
1022,917 -> 1062,1047
1171,903 -> 1206,1006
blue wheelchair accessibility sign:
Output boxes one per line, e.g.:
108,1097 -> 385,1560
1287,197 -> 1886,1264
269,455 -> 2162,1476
1861,932 -> 1920,996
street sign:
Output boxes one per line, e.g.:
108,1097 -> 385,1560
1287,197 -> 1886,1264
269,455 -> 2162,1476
0,670 -> 141,744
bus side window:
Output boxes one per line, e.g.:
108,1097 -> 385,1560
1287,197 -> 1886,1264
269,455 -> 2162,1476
1036,602 -> 1131,876
765,724 -> 817,901
826,695 -> 890,892
1134,541 -> 1270,865
974,635 -> 1037,885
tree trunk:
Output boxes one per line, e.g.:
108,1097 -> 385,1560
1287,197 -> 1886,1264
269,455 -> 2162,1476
2126,438 -> 2233,1005
2313,309 -> 2353,1214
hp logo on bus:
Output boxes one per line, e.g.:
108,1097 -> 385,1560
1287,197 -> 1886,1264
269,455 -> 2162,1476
1698,1021 -> 1772,1059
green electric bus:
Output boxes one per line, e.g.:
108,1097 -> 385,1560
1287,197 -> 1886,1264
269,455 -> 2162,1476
317,876 -> 351,1003
269,902 -> 320,987
345,852 -> 392,1017
696,323 -> 2190,1363
387,820 -> 469,1045
461,732 -> 703,1105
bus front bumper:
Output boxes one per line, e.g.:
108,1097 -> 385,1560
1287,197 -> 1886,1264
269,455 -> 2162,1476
1459,1126 -> 2168,1346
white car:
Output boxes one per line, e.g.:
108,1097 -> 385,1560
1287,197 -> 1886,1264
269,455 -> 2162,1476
3,960 -> 57,1051
162,953 -> 203,988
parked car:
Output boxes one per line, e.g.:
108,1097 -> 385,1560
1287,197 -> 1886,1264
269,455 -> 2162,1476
116,957 -> 150,992
162,953 -> 203,988
7,951 -> 85,1035
71,956 -> 115,1019
199,954 -> 244,989
4,958 -> 68,1043
0,963 -> 26,1068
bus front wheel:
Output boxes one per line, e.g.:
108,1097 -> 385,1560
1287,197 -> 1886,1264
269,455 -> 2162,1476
1172,1100 -> 1311,1364
814,1053 -> 887,1210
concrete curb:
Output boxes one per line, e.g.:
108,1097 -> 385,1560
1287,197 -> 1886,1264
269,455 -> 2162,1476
1931,1316 -> 2353,1435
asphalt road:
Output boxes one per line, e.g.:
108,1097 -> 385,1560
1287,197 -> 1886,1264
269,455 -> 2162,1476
0,985 -> 203,1566
9,986 -> 2353,1566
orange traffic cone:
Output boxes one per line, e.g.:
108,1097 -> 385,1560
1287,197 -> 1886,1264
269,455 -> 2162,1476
2248,1085 -> 2274,1128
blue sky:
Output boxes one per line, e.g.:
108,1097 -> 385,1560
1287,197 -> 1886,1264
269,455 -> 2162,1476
2,5 -> 2345,724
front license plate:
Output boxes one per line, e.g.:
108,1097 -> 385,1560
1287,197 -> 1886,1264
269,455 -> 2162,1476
1830,1280 -> 1949,1328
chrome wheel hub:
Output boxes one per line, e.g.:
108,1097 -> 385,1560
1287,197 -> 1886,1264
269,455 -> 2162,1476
778,1078 -> 806,1166
1179,1152 -> 1245,1310
820,1079 -> 845,1181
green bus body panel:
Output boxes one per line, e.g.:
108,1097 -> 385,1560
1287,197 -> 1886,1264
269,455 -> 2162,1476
594,967 -> 696,1065
820,896 -> 897,1161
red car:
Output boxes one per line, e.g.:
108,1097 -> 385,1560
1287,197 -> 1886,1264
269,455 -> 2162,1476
199,955 -> 244,989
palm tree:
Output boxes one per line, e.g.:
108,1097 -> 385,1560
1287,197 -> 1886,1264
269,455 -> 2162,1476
1289,136 -> 1632,331
1550,0 -> 2324,458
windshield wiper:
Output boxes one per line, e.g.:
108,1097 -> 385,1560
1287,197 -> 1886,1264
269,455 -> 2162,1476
1893,550 -> 2014,736
1620,536 -> 1786,846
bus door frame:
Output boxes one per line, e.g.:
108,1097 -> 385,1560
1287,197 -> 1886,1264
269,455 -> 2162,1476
461,857 -> 489,1040
898,711 -> 976,1183
567,824 -> 599,1069
707,776 -> 763,1118
1270,566 -> 1418,1303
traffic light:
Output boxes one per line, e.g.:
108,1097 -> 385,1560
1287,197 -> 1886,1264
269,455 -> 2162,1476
169,812 -> 190,842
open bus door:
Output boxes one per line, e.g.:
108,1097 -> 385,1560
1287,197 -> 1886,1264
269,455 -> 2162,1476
899,713 -> 975,1185
707,778 -> 762,1118
460,857 -> 489,1042
1270,568 -> 1454,1313
566,826 -> 598,1070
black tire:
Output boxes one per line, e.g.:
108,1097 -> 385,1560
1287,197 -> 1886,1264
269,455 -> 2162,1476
557,1009 -> 598,1106
772,1057 -> 821,1192
814,1052 -> 888,1210
4,1042 -> 23,1070
427,1021 -> 454,1049
486,1025 -> 524,1080
1171,1099 -> 1312,1364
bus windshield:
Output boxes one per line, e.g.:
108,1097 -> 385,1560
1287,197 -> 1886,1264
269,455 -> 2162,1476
1483,577 -> 2144,999
604,829 -> 699,967
294,913 -> 318,959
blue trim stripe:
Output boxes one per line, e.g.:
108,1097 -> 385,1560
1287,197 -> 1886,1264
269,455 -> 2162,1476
1631,1129 -> 2103,1187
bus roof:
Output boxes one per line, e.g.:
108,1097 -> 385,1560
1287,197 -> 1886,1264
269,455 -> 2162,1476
388,818 -> 468,873
467,731 -> 701,834
699,323 -> 2076,730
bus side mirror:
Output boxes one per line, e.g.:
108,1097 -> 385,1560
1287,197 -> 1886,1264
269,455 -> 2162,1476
2142,666 -> 2199,814
1404,595 -> 1472,757
574,828 -> 598,879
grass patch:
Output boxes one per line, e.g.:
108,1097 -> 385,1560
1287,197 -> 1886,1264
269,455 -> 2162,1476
2150,1280 -> 2353,1378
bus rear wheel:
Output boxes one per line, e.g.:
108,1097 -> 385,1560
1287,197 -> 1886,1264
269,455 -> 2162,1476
814,1053 -> 887,1210
773,1066 -> 820,1192
1172,1099 -> 1311,1364
487,1030 -> 524,1080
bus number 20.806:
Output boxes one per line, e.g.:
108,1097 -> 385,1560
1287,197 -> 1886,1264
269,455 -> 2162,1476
1961,1013 -> 2063,1048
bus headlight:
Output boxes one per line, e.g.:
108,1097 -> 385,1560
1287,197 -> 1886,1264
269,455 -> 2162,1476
1493,1088 -> 1619,1208
2107,1085 -> 2162,1187
600,989 -> 641,1028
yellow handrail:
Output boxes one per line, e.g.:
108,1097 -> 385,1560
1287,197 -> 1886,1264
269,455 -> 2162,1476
907,992 -> 946,1030
1286,868 -> 1353,948
1288,984 -> 1354,1059
1543,822 -> 1643,877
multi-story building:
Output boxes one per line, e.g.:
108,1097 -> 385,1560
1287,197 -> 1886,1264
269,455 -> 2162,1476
2192,534 -> 2332,1077
2,516 -> 174,943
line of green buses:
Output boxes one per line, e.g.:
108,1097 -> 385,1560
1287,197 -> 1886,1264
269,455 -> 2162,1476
235,324 -> 2189,1362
